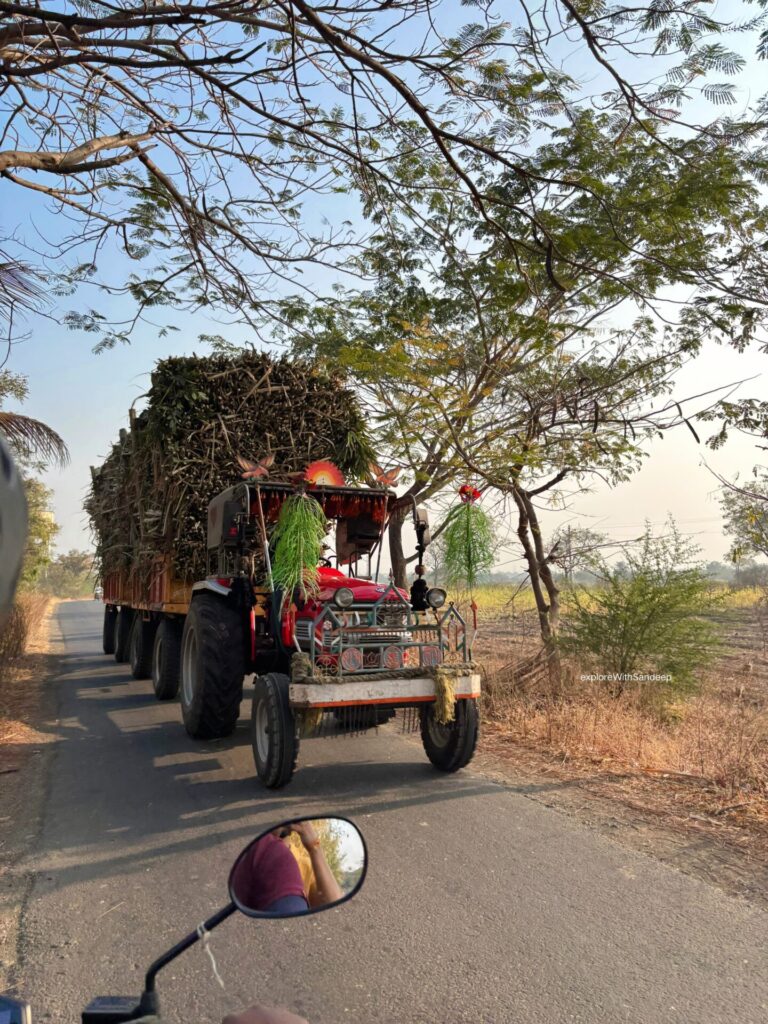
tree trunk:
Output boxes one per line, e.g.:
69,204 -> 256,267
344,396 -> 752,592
388,505 -> 409,589
511,484 -> 561,686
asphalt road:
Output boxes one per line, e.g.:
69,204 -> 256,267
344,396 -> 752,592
13,601 -> 768,1024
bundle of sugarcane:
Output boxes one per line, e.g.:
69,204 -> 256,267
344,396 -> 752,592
85,351 -> 376,583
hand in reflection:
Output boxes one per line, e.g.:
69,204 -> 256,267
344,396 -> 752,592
286,820 -> 320,850
222,1006 -> 309,1024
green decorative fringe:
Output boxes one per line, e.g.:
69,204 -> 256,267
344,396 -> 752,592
271,492 -> 327,608
441,500 -> 495,590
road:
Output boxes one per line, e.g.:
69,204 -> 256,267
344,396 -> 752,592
12,601 -> 768,1024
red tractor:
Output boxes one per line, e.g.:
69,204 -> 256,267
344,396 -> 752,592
103,472 -> 480,788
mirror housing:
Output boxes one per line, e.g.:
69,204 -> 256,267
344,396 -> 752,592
229,816 -> 367,918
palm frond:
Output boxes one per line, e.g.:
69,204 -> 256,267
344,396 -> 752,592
0,411 -> 70,467
0,260 -> 41,323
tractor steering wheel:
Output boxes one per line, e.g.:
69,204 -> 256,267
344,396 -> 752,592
319,557 -> 333,568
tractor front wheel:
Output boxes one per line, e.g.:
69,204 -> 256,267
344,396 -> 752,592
180,595 -> 245,739
129,616 -> 156,680
114,607 -> 134,664
102,606 -> 117,655
251,672 -> 299,789
420,699 -> 479,773
152,619 -> 182,701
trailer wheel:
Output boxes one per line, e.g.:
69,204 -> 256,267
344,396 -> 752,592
420,699 -> 479,773
129,616 -> 156,680
102,606 -> 118,655
152,619 -> 182,701
180,595 -> 245,739
251,672 -> 299,789
114,607 -> 134,664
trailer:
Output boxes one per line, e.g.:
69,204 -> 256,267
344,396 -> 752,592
101,472 -> 480,788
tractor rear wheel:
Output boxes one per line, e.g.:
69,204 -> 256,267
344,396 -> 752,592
420,699 -> 479,773
114,607 -> 134,664
251,672 -> 299,789
152,619 -> 182,701
180,595 -> 245,739
102,606 -> 117,655
129,616 -> 156,680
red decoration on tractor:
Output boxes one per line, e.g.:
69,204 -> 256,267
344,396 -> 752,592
458,484 -> 482,504
304,460 -> 346,486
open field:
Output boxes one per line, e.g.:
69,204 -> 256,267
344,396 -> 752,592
446,584 -> 768,874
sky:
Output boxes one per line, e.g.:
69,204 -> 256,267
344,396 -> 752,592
2,2 -> 767,570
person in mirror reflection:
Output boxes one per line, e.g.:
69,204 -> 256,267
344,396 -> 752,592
277,821 -> 343,909
231,833 -> 309,914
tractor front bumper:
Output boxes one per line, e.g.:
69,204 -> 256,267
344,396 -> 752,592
288,671 -> 481,710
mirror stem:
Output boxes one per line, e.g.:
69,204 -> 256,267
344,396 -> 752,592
138,902 -> 237,1013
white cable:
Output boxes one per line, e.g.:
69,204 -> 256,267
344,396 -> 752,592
197,923 -> 226,991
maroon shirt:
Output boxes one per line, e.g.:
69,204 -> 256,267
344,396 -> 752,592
231,833 -> 308,912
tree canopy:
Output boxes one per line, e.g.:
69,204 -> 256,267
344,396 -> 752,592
1,1 -> 767,346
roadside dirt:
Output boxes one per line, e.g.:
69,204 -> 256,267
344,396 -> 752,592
0,600 -> 62,993
465,602 -> 768,910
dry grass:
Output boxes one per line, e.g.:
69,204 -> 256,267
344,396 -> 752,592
476,591 -> 768,824
0,593 -> 55,763
485,668 -> 768,805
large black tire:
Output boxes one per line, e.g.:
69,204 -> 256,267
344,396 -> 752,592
102,606 -> 118,655
114,607 -> 134,664
129,616 -> 157,680
251,672 -> 299,789
152,619 -> 182,701
420,699 -> 479,773
180,595 -> 245,739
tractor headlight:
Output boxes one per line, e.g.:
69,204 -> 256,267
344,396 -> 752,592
333,587 -> 355,609
426,587 -> 447,609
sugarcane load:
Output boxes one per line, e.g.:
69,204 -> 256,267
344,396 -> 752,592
87,352 -> 480,787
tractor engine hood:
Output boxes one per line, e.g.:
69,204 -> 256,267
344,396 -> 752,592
313,565 -> 409,605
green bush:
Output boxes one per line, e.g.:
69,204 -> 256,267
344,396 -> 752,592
560,521 -> 722,696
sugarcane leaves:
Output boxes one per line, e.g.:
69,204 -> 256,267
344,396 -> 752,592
271,493 -> 328,609
441,501 -> 496,591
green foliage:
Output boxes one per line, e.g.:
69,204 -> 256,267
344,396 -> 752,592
441,501 -> 496,591
720,470 -> 768,561
560,521 -> 722,694
271,493 -> 327,608
39,550 -> 96,598
20,478 -> 59,588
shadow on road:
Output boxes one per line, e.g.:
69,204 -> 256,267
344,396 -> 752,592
27,603 -> 596,895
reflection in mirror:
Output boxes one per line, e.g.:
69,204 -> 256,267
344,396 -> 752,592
229,817 -> 366,918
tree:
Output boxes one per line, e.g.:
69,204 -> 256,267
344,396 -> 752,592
279,100 -> 765,667
0,369 -> 69,467
20,477 -> 58,587
560,520 -> 721,696
0,2 -> 765,346
551,527 -> 610,584
720,469 -> 768,561
0,261 -> 69,466
40,549 -> 96,598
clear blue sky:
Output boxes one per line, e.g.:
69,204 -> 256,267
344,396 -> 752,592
3,2 -> 767,567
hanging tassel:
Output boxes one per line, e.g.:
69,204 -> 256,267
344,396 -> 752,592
441,486 -> 495,591
271,491 -> 327,610
433,665 -> 457,725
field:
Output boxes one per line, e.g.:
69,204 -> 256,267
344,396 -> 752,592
445,585 -> 768,848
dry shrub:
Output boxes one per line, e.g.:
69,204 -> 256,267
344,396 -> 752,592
0,592 -> 50,676
484,653 -> 768,801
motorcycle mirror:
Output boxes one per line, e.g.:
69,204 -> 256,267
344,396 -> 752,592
0,994 -> 32,1024
90,815 -> 368,1023
229,816 -> 367,918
